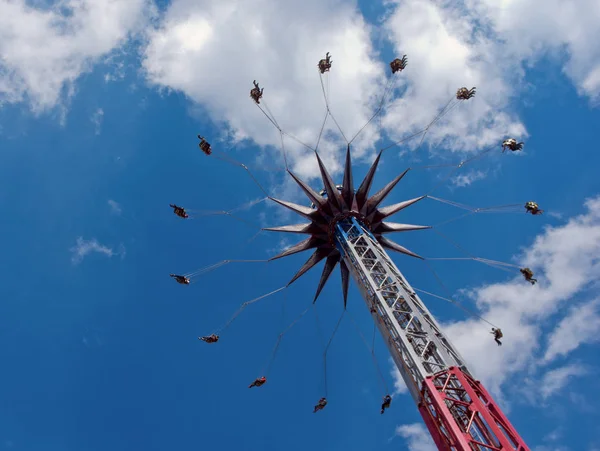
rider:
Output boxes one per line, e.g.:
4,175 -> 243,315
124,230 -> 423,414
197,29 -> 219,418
390,56 -> 407,74
381,394 -> 392,414
199,334 -> 219,343
170,204 -> 188,218
313,397 -> 328,413
491,328 -> 503,346
170,274 -> 190,285
197,135 -> 212,155
456,87 -> 476,100
318,52 -> 332,74
250,80 -> 264,104
520,267 -> 537,285
502,138 -> 524,152
248,376 -> 267,388
525,201 -> 543,215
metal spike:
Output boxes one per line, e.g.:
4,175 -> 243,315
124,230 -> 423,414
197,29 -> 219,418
263,223 -> 323,234
341,144 -> 354,208
313,253 -> 340,303
355,151 -> 382,209
287,248 -> 331,286
287,170 -> 327,210
363,169 -> 410,215
270,237 -> 320,261
376,196 -> 426,218
377,236 -> 423,259
269,197 -> 317,221
315,152 -> 343,211
373,222 -> 431,234
340,260 -> 350,309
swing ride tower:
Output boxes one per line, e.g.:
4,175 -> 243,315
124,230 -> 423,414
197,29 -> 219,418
336,217 -> 528,451
264,146 -> 530,451
182,52 -> 533,450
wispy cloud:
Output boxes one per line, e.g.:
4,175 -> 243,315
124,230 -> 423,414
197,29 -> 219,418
389,358 -> 407,395
91,108 -> 104,135
394,423 -> 436,451
266,237 -> 292,257
70,237 -> 125,264
0,0 -> 155,112
544,299 -> 600,362
107,199 -> 122,215
440,195 -> 600,401
540,364 -> 587,400
451,170 -> 487,188
104,60 -> 126,83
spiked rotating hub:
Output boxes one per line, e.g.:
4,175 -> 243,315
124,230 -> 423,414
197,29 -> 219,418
264,146 -> 430,305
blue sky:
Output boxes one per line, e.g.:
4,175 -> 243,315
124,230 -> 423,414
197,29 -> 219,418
1,1 -> 600,450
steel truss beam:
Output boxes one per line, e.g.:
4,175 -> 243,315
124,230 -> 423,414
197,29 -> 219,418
335,217 -> 530,451
419,368 -> 530,451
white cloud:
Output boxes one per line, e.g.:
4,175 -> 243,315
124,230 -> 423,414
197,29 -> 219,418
70,237 -> 125,264
441,195 -> 600,398
108,199 -> 122,215
0,0 -> 155,112
142,0 -> 386,182
451,169 -> 486,188
540,364 -> 587,400
91,108 -> 104,135
266,237 -> 292,257
2,0 -> 599,156
138,0 -> 600,186
472,0 -> 600,103
381,0 -> 527,154
394,423 -> 436,451
544,299 -> 600,362
389,358 -> 407,395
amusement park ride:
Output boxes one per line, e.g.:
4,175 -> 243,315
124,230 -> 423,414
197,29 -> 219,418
174,52 -> 534,450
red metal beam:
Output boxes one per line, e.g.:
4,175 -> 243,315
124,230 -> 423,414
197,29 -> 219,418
418,367 -> 530,451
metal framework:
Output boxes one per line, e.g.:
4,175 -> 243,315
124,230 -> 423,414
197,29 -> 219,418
335,217 -> 530,451
265,144 -> 530,450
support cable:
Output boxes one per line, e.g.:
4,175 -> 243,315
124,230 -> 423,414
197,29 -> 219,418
349,76 -> 396,145
432,212 -> 476,228
255,102 -> 281,132
183,259 -> 269,281
217,286 -> 287,335
380,129 -> 426,153
313,305 -> 326,350
412,285 -> 498,329
429,226 -> 522,273
186,198 -> 268,228
315,110 -> 329,152
328,109 -> 349,144
313,305 -> 327,396
322,310 -> 346,397
263,305 -> 312,377
282,131 -> 316,152
254,99 -> 291,169
421,260 -> 499,329
319,73 -> 349,144
424,145 -> 495,196
211,152 -> 271,197
347,310 -> 389,394
380,94 -> 457,153
261,99 -> 281,130
410,163 -> 459,171
427,196 -> 522,214
279,131 -> 289,169
425,257 -> 520,273
319,71 -> 330,108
